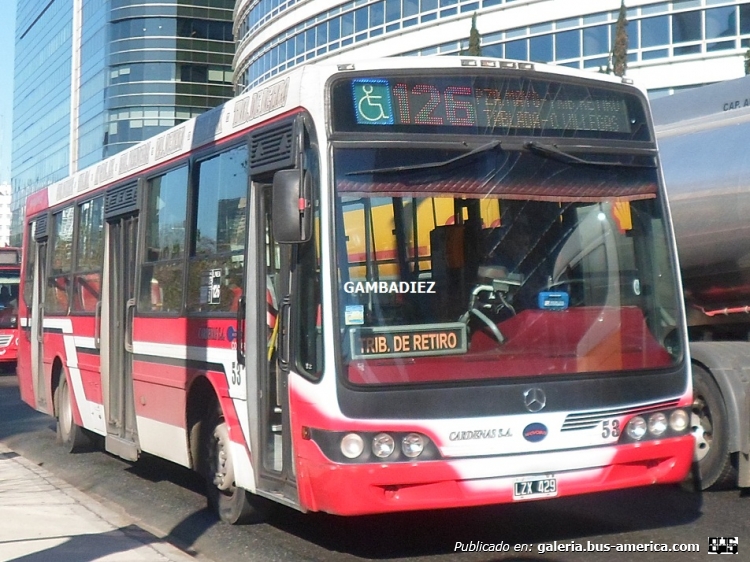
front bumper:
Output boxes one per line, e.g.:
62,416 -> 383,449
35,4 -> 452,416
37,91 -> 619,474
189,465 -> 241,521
295,436 -> 694,515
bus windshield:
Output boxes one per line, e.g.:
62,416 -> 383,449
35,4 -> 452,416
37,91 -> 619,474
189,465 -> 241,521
333,145 -> 683,385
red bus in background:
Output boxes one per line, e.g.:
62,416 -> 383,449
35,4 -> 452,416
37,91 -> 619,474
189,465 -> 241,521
0,247 -> 20,366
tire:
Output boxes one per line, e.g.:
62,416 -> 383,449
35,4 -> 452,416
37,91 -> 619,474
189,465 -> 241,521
202,407 -> 267,524
691,364 -> 737,490
55,374 -> 90,453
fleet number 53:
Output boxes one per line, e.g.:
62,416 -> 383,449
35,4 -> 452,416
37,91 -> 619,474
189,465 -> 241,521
602,419 -> 621,439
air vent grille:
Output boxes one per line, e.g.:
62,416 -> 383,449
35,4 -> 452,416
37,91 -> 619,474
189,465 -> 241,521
105,183 -> 139,220
250,120 -> 296,177
561,399 -> 681,431
33,214 -> 48,241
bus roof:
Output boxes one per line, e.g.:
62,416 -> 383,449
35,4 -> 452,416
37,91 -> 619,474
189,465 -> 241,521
0,247 -> 21,266
651,74 -> 750,128
651,74 -> 750,140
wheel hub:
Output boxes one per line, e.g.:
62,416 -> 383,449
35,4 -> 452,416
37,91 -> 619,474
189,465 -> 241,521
692,396 -> 712,462
211,422 -> 235,491
60,383 -> 72,438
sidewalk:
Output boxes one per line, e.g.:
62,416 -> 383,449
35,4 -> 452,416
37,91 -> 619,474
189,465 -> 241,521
0,443 -> 202,562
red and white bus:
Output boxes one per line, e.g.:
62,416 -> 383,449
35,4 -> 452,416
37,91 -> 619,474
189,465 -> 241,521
0,246 -> 20,366
17,57 -> 694,523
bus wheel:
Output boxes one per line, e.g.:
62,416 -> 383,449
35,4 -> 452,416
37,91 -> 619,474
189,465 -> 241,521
203,409 -> 265,524
691,365 -> 737,490
55,374 -> 89,453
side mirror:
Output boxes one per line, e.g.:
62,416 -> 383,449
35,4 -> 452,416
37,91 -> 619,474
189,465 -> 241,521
272,169 -> 313,244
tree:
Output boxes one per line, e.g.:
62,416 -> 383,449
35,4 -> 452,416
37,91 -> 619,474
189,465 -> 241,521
611,0 -> 628,77
467,13 -> 482,56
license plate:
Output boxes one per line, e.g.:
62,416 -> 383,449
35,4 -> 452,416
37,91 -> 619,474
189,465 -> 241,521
513,476 -> 558,500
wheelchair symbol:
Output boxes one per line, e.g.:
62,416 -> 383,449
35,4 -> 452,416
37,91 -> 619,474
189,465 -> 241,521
357,84 -> 391,122
352,80 -> 394,125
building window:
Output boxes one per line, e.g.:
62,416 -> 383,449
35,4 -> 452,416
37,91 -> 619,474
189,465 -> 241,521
505,38 -> 527,60
740,3 -> 750,35
555,29 -> 580,60
640,15 -> 669,48
529,34 -> 552,62
672,10 -> 702,43
386,0 -> 401,22
583,24 -> 609,56
706,6 -> 737,40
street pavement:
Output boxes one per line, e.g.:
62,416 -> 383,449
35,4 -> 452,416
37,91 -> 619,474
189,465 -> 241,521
0,441 -> 207,562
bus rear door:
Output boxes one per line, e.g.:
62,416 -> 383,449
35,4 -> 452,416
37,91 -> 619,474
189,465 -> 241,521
103,183 -> 140,460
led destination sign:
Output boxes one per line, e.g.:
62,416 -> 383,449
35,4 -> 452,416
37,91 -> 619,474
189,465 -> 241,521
332,74 -> 649,140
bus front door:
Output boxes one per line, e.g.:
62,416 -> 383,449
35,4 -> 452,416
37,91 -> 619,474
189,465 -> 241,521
104,213 -> 139,461
246,185 -> 297,506
30,237 -> 48,412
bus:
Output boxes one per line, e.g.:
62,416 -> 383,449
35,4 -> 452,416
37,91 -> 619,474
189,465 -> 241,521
17,57 -> 694,523
0,246 -> 20,367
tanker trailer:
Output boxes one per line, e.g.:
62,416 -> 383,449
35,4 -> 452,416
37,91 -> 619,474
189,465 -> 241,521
653,78 -> 750,491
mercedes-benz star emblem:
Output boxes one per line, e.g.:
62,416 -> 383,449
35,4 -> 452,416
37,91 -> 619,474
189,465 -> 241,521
523,388 -> 547,412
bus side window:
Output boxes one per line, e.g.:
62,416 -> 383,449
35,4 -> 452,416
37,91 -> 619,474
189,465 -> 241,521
46,206 -> 74,315
139,167 -> 188,313
72,197 -> 104,313
140,257 -> 164,311
186,144 -> 248,314
74,273 -> 101,312
23,222 -> 36,310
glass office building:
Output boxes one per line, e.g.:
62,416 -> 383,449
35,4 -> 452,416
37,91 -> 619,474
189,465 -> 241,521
234,0 -> 750,97
12,0 -> 73,233
11,0 -> 235,243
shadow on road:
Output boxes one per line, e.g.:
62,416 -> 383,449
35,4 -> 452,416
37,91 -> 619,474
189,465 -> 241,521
1,524 -> 160,562
125,453 -> 207,495
0,374 -> 53,442
254,483 -> 704,559
156,477 -> 704,560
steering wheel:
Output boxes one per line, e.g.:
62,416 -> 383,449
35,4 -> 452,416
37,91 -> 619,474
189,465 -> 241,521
459,284 -> 509,345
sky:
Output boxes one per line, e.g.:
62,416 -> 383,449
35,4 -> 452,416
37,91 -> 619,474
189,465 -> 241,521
0,1 -> 15,185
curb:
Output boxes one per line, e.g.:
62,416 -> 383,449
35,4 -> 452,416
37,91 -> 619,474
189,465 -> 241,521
0,442 -> 208,562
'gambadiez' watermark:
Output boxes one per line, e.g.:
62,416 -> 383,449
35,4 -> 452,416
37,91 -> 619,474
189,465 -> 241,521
343,281 -> 436,294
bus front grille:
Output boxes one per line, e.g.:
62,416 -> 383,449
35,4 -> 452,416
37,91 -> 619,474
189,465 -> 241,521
561,399 -> 681,431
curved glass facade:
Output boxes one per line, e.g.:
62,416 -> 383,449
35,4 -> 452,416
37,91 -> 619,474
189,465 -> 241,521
234,0 -> 750,95
405,2 -> 749,69
12,0 -> 74,242
79,0 -> 109,171
106,0 -> 235,155
12,0 -> 236,243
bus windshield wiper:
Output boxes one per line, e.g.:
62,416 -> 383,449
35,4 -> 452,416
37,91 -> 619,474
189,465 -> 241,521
346,140 -> 502,176
524,141 -> 656,168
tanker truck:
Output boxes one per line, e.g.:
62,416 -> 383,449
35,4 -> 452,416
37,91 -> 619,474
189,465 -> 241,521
652,76 -> 750,491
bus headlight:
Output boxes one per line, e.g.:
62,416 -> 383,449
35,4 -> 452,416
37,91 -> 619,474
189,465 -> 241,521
402,433 -> 425,458
647,412 -> 668,437
626,416 -> 647,441
341,433 -> 364,459
309,429 -> 441,463
669,409 -> 689,432
372,433 -> 395,458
